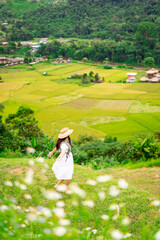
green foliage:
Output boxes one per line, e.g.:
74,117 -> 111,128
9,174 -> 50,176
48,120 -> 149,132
104,64 -> 113,69
143,57 -> 155,67
82,57 -> 88,62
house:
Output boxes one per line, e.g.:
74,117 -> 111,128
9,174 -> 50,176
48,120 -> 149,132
141,68 -> 160,83
140,77 -> 149,82
2,42 -> 8,46
150,77 -> 159,83
146,68 -> 159,79
126,73 -> 137,83
0,57 -> 8,64
1,23 -> 8,26
39,38 -> 48,44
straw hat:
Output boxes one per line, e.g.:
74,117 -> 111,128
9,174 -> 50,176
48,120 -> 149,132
58,127 -> 73,139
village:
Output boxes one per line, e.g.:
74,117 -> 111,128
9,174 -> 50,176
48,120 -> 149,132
126,68 -> 160,83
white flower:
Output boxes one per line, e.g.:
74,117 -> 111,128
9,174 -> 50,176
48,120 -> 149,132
53,208 -> 66,218
97,175 -> 112,182
84,227 -> 91,231
27,213 -> 37,221
86,179 -> 97,185
112,214 -> 119,220
59,219 -> 71,226
98,191 -> 105,200
43,228 -> 51,234
56,184 -> 67,192
4,181 -> 13,187
24,194 -> 32,199
151,200 -> 160,206
56,201 -> 65,207
26,147 -> 35,154
36,157 -> 44,163
155,230 -> 160,240
69,183 -> 86,198
14,181 -> 20,187
42,189 -> 62,200
82,200 -> 94,208
19,184 -> 27,190
111,230 -> 123,240
118,179 -> 128,189
37,216 -> 46,223
101,214 -> 109,220
92,229 -> 97,234
29,160 -> 35,165
0,205 -> 9,211
41,207 -> 52,218
53,226 -> 67,236
21,224 -> 26,228
109,204 -> 118,210
123,233 -> 132,238
24,169 -> 34,184
109,186 -> 120,197
122,217 -> 130,225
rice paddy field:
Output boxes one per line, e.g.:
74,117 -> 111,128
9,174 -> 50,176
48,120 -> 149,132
0,62 -> 160,141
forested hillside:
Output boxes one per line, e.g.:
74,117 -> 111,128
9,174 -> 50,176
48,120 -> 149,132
0,0 -> 160,41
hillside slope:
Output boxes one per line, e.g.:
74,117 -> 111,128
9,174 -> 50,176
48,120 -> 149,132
0,0 -> 160,40
0,157 -> 160,239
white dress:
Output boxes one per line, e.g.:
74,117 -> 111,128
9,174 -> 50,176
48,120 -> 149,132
52,142 -> 74,180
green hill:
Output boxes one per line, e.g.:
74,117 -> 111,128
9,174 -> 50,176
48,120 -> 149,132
0,157 -> 160,239
0,0 -> 160,40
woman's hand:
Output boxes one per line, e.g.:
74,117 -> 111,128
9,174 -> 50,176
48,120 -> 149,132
47,151 -> 53,157
57,156 -> 62,161
47,147 -> 57,158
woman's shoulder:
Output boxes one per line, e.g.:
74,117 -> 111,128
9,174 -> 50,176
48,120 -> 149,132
60,141 -> 70,150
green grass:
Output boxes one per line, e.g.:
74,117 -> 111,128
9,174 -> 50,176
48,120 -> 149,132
0,158 -> 160,239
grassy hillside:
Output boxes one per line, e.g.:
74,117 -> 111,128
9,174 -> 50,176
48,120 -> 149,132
0,62 -> 160,141
0,157 -> 160,239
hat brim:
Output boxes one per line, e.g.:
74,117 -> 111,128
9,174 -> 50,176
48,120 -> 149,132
58,129 -> 73,139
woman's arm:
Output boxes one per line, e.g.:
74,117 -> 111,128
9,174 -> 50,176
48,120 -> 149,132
47,147 -> 57,157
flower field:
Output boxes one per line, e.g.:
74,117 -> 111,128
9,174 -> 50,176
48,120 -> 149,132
0,157 -> 160,240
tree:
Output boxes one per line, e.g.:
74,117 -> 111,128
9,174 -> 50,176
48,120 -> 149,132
143,57 -> 155,67
94,73 -> 99,82
136,22 -> 157,49
24,57 -> 29,64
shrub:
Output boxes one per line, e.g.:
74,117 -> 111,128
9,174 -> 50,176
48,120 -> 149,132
143,57 -> 155,67
104,64 -> 113,69
82,57 -> 88,62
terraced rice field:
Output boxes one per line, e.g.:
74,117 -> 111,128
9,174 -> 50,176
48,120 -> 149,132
0,62 -> 160,140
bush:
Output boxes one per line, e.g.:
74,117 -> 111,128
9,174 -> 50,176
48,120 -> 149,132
104,64 -> 113,69
82,57 -> 88,62
143,57 -> 155,67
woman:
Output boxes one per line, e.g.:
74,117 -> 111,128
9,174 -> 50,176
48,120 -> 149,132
47,127 -> 74,188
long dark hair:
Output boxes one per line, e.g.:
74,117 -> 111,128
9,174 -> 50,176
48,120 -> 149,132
56,136 -> 72,150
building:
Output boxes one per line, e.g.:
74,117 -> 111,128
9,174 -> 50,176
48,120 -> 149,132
126,73 -> 137,83
0,57 -> 8,64
146,68 -> 159,79
39,38 -> 48,44
150,77 -> 159,83
140,77 -> 149,82
141,68 -> 160,83
1,23 -> 8,26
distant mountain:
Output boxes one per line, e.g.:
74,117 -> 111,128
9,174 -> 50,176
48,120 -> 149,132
0,0 -> 160,41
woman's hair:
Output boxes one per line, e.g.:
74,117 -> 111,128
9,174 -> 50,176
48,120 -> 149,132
56,136 -> 72,150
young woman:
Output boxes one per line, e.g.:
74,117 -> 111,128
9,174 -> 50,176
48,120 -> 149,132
47,127 -> 74,188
